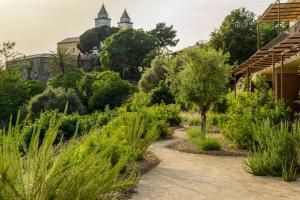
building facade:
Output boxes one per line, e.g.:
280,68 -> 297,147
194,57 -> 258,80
57,37 -> 80,56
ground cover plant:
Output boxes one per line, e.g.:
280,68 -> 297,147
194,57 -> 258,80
245,120 -> 300,182
0,109 -> 160,199
187,128 -> 221,151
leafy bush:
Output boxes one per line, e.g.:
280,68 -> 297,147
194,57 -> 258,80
0,113 -> 137,200
0,70 -> 44,123
101,112 -> 159,158
188,117 -> 202,126
245,120 -> 300,181
22,109 -> 115,147
221,91 -> 290,149
150,82 -> 175,105
187,128 -> 222,151
143,105 -> 181,127
28,87 -> 86,119
88,71 -> 134,111
198,138 -> 222,151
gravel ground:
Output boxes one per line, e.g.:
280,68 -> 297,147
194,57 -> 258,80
130,128 -> 300,200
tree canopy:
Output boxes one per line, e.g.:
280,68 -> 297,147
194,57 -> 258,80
100,29 -> 159,81
149,23 -> 179,52
78,26 -> 120,54
175,47 -> 232,127
209,8 -> 257,65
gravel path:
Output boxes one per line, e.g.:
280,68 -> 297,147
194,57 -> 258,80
130,128 -> 300,200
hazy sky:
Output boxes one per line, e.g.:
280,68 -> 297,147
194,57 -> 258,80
0,0 -> 275,55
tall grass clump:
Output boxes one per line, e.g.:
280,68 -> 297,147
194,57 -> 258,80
245,120 -> 300,182
187,128 -> 221,151
0,112 -> 140,200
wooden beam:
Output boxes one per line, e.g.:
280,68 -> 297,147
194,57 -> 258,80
280,53 -> 284,99
272,52 -> 276,94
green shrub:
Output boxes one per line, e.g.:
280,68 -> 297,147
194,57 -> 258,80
88,71 -> 134,111
221,91 -> 290,149
187,128 -> 221,151
28,87 -> 86,119
0,70 -> 44,123
245,120 -> 300,181
188,117 -> 202,126
0,113 -> 137,199
143,105 -> 181,127
155,120 -> 171,138
22,110 -> 115,147
197,138 -> 222,151
187,128 -> 205,139
101,112 -> 159,158
150,82 -> 175,105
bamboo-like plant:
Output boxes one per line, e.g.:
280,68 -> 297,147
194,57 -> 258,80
0,112 -> 137,200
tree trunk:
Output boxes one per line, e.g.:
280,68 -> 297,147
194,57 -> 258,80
200,105 -> 209,131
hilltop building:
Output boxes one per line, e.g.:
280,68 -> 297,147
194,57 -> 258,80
118,9 -> 133,29
95,4 -> 111,28
58,4 -> 134,56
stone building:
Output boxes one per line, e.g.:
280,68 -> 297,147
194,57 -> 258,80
95,4 -> 111,28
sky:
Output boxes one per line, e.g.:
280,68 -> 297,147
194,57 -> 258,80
0,0 -> 276,56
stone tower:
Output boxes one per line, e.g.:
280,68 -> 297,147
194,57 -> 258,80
118,9 -> 133,29
95,4 -> 111,28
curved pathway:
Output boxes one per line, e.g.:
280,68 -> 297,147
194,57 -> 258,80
131,128 -> 300,200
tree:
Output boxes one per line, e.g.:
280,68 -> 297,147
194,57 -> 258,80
46,48 -> 76,75
0,69 -> 44,123
78,26 -> 120,54
100,29 -> 159,81
28,87 -> 86,119
176,47 -> 232,128
149,23 -> 179,51
138,55 -> 170,93
88,71 -> 133,111
209,8 -> 257,65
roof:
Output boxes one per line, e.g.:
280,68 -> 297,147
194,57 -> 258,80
57,37 -> 80,44
121,9 -> 130,19
234,20 -> 300,75
99,4 -> 108,15
258,1 -> 300,23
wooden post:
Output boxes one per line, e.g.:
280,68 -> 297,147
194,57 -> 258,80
280,53 -> 284,99
278,0 -> 281,36
257,23 -> 260,50
272,51 -> 276,94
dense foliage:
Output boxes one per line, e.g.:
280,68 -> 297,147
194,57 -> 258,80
88,71 -> 134,111
28,87 -> 86,119
0,111 -> 160,199
100,29 -> 159,81
78,26 -> 120,54
245,120 -> 300,182
174,47 -> 231,127
149,22 -> 179,51
221,91 -> 290,149
0,70 -> 44,123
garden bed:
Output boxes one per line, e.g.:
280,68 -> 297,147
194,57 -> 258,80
168,138 -> 248,157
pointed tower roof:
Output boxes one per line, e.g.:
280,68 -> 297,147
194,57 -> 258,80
121,9 -> 130,19
99,4 -> 108,15
97,4 -> 109,19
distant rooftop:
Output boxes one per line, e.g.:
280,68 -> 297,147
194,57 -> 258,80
57,37 -> 80,44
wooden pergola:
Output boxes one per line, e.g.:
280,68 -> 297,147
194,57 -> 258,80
234,0 -> 300,99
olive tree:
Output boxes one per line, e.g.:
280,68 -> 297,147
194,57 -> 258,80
177,47 -> 232,128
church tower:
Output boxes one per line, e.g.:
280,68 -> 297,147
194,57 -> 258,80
95,4 -> 111,28
118,9 -> 133,29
